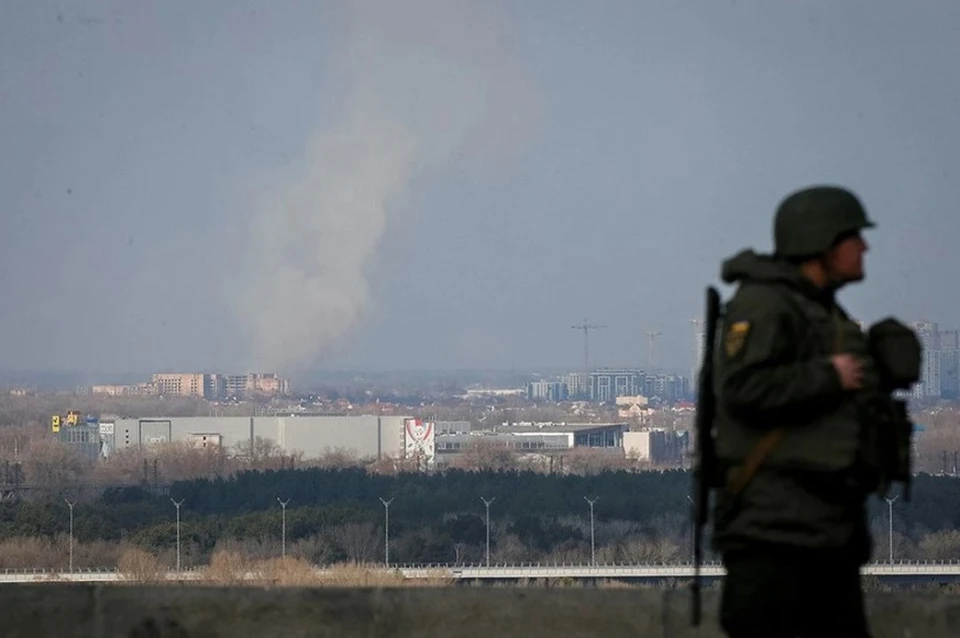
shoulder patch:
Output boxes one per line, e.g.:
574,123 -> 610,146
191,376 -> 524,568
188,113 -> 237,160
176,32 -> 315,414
724,321 -> 750,357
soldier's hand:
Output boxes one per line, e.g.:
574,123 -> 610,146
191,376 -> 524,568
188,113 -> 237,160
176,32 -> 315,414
831,354 -> 864,390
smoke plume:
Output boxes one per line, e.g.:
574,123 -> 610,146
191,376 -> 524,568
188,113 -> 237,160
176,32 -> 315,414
238,0 -> 537,374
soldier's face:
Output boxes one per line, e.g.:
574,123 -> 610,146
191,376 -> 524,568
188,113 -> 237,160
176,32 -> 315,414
825,232 -> 868,283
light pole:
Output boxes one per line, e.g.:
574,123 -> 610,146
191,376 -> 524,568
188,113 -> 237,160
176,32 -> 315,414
380,497 -> 393,567
584,496 -> 598,566
686,494 -> 694,563
277,498 -> 290,558
480,496 -> 495,567
171,498 -> 184,572
64,499 -> 75,573
887,495 -> 899,563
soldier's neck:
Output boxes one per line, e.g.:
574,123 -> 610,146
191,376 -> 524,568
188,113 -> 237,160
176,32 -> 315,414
799,262 -> 828,289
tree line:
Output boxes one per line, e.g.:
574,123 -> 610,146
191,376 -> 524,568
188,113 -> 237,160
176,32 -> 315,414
0,468 -> 957,567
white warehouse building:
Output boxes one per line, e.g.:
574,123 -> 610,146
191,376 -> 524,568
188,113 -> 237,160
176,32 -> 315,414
98,415 -> 433,462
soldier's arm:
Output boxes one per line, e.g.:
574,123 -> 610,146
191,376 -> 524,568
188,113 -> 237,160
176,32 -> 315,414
717,296 -> 844,420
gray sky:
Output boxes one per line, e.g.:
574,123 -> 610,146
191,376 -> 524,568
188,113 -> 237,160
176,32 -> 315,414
2,1 -> 960,380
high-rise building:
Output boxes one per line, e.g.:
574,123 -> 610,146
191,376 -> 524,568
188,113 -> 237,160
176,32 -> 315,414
586,369 -> 687,403
938,329 -> 960,400
527,380 -> 567,402
911,322 -> 941,399
562,372 -> 589,399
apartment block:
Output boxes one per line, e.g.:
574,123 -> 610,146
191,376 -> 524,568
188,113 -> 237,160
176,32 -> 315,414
152,373 -> 206,398
150,372 -> 290,399
527,380 -> 567,402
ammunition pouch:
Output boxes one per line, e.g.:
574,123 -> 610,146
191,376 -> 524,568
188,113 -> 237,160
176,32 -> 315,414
856,393 -> 913,496
868,318 -> 922,392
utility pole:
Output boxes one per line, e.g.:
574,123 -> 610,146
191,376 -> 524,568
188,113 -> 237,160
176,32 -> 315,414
571,319 -> 606,377
584,496 -> 598,566
64,499 -> 75,573
480,496 -> 495,567
646,330 -> 662,371
380,497 -> 393,567
277,498 -> 290,558
887,495 -> 899,563
171,498 -> 184,572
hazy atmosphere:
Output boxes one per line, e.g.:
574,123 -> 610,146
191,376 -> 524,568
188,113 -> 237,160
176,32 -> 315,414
3,0 -> 959,381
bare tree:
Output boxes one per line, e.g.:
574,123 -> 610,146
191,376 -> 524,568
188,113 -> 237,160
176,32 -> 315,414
332,522 -> 380,563
448,439 -> 517,472
22,439 -> 89,495
491,533 -> 528,564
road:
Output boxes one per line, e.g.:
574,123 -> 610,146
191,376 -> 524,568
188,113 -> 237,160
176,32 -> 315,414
2,561 -> 959,584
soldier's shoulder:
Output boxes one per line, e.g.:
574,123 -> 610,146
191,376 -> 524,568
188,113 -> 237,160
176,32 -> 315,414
726,282 -> 794,313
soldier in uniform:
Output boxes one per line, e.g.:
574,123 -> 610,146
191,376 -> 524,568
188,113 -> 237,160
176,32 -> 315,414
710,185 -> 887,637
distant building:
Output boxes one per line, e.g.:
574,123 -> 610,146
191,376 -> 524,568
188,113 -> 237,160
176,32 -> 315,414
615,395 -> 649,419
92,383 -> 158,396
562,372 -> 589,399
153,373 -> 205,398
435,421 -> 472,435
434,422 -> 628,463
52,413 -> 433,466
57,424 -> 104,461
99,414 -> 415,461
463,388 -> 525,399
911,322 -> 940,399
588,369 -> 687,403
623,429 -> 690,463
527,380 -> 567,402
147,372 -> 290,399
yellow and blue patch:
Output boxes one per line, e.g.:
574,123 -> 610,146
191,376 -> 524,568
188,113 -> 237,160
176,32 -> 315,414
724,321 -> 751,357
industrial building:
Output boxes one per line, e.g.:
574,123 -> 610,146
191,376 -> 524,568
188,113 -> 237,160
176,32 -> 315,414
434,422 -> 629,463
54,414 -> 433,464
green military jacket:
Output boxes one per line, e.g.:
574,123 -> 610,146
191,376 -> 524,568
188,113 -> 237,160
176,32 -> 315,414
710,249 -> 879,560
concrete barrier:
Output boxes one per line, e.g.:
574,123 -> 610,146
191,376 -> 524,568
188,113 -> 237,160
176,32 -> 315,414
1,585 -> 957,637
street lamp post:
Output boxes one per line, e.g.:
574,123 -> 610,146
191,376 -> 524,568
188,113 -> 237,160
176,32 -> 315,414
686,494 -> 694,563
171,498 -> 184,572
64,499 -> 75,573
480,496 -> 495,567
277,498 -> 290,558
886,495 -> 899,563
380,497 -> 393,567
584,496 -> 598,566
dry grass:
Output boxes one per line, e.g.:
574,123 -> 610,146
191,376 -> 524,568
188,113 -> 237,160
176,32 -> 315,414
194,555 -> 452,588
201,550 -> 249,585
0,536 -> 137,570
254,556 -> 323,586
317,562 -> 416,588
117,548 -> 166,583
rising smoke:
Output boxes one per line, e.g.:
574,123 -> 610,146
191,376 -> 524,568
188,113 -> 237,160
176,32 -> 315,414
239,1 -> 538,374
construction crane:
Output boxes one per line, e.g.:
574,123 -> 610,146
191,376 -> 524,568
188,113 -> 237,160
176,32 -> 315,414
571,318 -> 606,375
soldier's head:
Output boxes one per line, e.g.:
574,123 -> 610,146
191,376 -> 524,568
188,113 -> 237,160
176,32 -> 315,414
773,185 -> 874,287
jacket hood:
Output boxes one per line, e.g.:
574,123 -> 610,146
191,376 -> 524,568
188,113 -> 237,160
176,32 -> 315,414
720,249 -> 829,301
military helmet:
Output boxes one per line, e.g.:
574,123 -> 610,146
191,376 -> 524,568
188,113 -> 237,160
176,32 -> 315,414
773,185 -> 875,258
